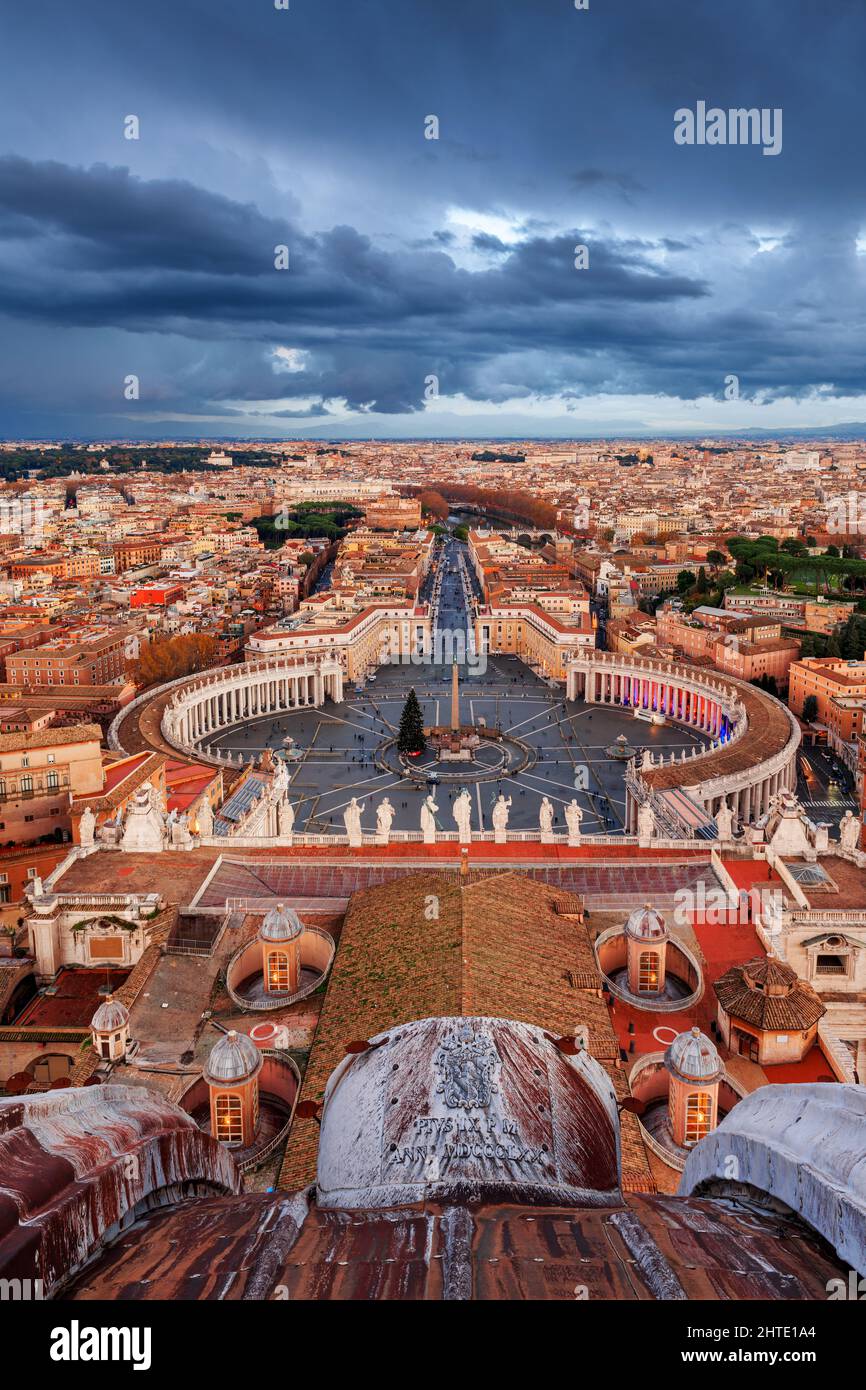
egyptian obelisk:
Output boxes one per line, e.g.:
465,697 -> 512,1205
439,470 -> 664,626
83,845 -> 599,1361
450,659 -> 460,731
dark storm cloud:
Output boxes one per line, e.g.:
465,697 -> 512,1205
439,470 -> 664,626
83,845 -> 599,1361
0,157 -> 720,416
0,0 -> 864,433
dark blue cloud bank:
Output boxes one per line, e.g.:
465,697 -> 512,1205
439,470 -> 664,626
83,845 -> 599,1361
0,0 -> 864,437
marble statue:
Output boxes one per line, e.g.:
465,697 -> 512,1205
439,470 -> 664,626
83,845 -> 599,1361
715,800 -> 734,842
170,811 -> 193,848
278,797 -> 295,840
565,799 -> 583,846
539,796 -> 555,842
839,809 -> 861,853
120,782 -> 168,853
453,788 -> 473,844
813,820 -> 830,854
79,805 -> 96,849
492,792 -> 511,843
100,814 -> 120,846
273,758 -> 290,798
344,796 -> 365,846
637,801 -> 656,843
421,792 -> 439,844
197,797 -> 214,837
376,797 -> 395,845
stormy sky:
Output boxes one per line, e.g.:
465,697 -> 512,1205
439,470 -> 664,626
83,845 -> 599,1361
1,0 -> 865,439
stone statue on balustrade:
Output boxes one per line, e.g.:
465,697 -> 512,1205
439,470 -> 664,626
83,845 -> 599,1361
453,787 -> 473,844
376,797 -> 395,845
839,808 -> 861,854
278,797 -> 295,841
100,813 -> 121,846
421,792 -> 439,844
79,805 -> 96,849
169,811 -> 193,849
272,757 -> 290,798
120,782 -> 168,853
197,797 -> 214,837
492,792 -> 511,844
344,796 -> 365,847
637,801 -> 656,845
715,799 -> 734,842
565,799 -> 583,846
539,796 -> 555,843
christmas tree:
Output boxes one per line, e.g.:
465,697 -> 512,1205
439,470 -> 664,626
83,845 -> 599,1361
397,688 -> 426,755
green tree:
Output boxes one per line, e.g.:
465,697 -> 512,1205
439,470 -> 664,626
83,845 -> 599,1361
676,569 -> 696,593
826,630 -> 842,658
706,549 -> 726,566
397,688 -> 426,756
802,694 -> 818,723
780,536 -> 808,556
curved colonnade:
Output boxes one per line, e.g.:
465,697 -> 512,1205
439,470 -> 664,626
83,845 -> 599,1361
567,651 -> 800,832
121,646 -> 799,840
158,655 -> 345,767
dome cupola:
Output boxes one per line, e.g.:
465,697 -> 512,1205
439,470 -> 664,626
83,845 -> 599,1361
259,902 -> 302,944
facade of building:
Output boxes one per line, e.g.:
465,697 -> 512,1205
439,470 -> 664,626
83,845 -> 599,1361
5,627 -> 130,688
0,722 -> 103,844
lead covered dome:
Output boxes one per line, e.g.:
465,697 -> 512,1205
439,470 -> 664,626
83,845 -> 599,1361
625,903 -> 668,942
259,902 -> 302,943
205,1029 -> 262,1084
665,1026 -> 723,1083
90,995 -> 130,1033
315,1015 -> 622,1210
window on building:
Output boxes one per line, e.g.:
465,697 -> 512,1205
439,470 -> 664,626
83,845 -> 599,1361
267,950 -> 290,991
816,952 -> 847,975
685,1092 -> 712,1145
735,1028 -> 759,1063
215,1092 -> 243,1144
638,950 -> 660,992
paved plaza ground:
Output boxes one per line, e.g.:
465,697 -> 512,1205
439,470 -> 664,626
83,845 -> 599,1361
202,539 -> 710,837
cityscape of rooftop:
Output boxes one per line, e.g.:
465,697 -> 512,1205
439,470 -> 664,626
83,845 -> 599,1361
0,0 -> 864,1364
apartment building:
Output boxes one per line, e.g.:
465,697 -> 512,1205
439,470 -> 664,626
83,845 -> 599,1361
112,538 -> 163,573
5,626 -> 131,688
468,531 -> 595,679
0,722 -> 103,847
789,658 -> 866,764
247,597 -> 432,680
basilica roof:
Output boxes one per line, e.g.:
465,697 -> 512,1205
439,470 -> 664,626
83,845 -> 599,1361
277,871 -> 652,1195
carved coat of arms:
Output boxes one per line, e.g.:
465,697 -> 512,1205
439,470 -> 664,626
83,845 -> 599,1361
434,1024 -> 499,1110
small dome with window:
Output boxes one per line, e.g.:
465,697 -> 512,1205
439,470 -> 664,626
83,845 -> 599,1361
259,902 -> 302,943
665,1026 -> 723,1084
205,1029 -> 262,1085
90,995 -> 130,1034
625,903 -> 668,943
